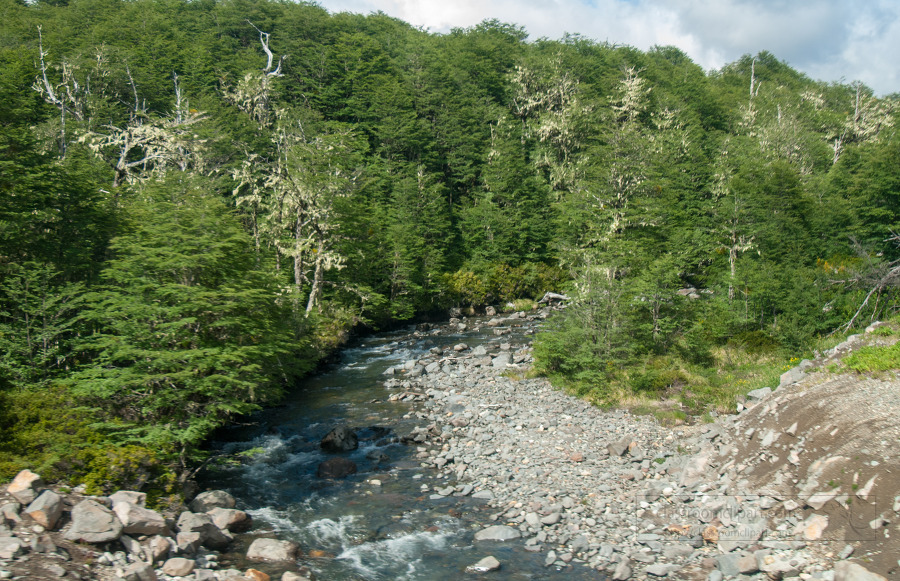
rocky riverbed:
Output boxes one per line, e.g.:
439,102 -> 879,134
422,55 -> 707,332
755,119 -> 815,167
383,314 -> 897,580
2,309 -> 897,580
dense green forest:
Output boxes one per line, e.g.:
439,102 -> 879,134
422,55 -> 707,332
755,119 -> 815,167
1,0 -> 898,492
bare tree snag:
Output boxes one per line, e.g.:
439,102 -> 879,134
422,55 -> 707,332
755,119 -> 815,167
247,20 -> 286,77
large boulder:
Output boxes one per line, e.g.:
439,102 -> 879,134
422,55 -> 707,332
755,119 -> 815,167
208,507 -> 253,532
246,538 -> 300,562
176,511 -> 232,550
6,469 -> 45,505
320,425 -> 358,452
316,457 -> 357,479
64,499 -> 123,543
189,490 -> 236,512
25,490 -> 63,530
113,501 -> 170,536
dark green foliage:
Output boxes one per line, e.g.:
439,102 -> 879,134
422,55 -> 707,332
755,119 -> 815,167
1,0 -> 899,479
68,179 -> 305,466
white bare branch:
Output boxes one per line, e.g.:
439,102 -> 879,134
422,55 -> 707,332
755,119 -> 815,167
246,20 -> 286,77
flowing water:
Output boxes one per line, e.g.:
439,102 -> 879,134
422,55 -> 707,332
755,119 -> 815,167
201,318 -> 603,580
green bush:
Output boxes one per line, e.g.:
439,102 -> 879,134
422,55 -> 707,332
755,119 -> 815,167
82,445 -> 177,497
842,343 -> 900,373
630,359 -> 687,395
0,386 -> 100,482
728,330 -> 781,355
442,270 -> 490,307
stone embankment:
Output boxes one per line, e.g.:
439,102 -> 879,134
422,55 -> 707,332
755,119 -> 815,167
384,312 -> 896,580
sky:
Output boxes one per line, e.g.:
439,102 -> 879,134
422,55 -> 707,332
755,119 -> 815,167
315,0 -> 900,96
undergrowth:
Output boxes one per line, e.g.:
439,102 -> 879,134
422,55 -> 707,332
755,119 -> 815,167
540,333 -> 847,420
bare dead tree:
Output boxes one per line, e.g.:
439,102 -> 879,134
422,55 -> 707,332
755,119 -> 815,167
246,20 -> 286,77
33,26 -> 89,157
839,234 -> 900,332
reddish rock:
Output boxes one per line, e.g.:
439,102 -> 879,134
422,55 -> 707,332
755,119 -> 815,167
7,470 -> 45,505
245,569 -> 271,581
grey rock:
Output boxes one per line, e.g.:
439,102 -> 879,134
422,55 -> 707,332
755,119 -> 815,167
162,557 -> 195,577
492,353 -> 511,368
612,558 -> 632,580
176,531 -> 202,554
466,556 -> 501,572
680,450 -> 712,488
540,512 -> 561,525
646,564 -> 679,577
607,437 -> 633,457
189,490 -> 236,512
24,490 -> 63,530
31,534 -> 56,554
246,538 -> 300,562
119,534 -> 143,557
716,553 -> 741,577
779,367 -> 806,388
473,525 -> 521,541
113,502 -> 170,536
746,387 -> 772,401
122,561 -> 157,581
207,507 -> 252,533
662,543 -> 693,559
176,512 -> 232,550
0,503 -> 21,527
144,535 -> 172,563
64,499 -> 123,543
44,563 -> 67,577
109,491 -> 147,508
0,537 -> 27,560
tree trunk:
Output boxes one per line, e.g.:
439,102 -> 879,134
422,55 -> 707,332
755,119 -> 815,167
305,238 -> 325,316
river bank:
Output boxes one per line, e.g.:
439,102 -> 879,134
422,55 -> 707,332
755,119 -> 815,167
2,309 -> 895,580
390,313 -> 896,579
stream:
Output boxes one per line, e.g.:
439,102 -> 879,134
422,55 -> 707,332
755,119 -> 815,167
200,315 -> 603,580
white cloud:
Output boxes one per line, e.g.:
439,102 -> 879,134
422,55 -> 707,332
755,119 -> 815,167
317,0 -> 900,95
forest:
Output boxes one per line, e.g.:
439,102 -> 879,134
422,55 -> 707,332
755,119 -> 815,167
1,0 -> 898,494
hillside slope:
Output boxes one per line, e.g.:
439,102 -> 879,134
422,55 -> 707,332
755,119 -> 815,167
686,322 -> 899,576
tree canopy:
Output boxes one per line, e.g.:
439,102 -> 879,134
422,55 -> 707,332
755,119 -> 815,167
1,0 -> 898,486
